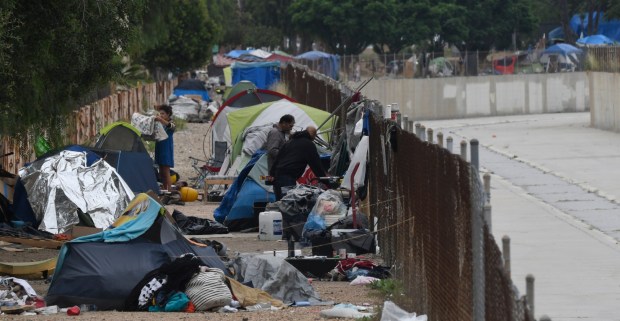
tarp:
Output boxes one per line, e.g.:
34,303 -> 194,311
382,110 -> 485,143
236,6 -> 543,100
576,34 -> 616,46
20,151 -> 134,234
46,193 -> 228,310
231,61 -> 281,90
214,152 -> 273,230
249,49 -> 272,59
295,50 -> 340,80
543,43 -> 583,55
226,49 -> 250,59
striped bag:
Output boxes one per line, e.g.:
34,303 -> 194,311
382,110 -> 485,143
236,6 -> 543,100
185,268 -> 232,311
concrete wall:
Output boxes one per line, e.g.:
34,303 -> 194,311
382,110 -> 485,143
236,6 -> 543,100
361,72 -> 588,121
589,72 -> 620,132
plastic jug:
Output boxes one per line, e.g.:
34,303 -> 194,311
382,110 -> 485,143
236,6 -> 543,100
258,211 -> 283,241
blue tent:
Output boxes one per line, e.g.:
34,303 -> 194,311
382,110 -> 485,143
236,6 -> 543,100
295,50 -> 340,80
569,12 -> 620,42
577,34 -> 616,46
214,152 -> 275,231
231,61 -> 281,90
543,43 -> 583,55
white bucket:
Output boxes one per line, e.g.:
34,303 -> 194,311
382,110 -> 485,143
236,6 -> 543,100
258,211 -> 283,241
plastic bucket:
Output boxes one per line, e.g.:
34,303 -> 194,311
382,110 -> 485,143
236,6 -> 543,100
179,187 -> 198,202
258,211 -> 283,241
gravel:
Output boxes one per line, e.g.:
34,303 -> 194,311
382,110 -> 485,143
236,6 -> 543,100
0,122 -> 384,320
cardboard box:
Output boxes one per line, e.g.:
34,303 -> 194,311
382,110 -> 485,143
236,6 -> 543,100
69,226 -> 103,239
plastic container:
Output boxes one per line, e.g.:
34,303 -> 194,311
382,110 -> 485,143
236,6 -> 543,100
258,211 -> 283,241
179,187 -> 198,202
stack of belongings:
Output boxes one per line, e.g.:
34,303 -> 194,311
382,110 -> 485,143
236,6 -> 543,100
302,190 -> 375,256
277,185 -> 323,242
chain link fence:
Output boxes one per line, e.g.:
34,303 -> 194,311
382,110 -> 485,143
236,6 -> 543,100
282,63 -> 535,321
299,47 -> 620,82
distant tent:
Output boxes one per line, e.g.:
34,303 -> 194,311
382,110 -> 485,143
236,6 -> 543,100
46,193 -> 229,310
295,50 -> 340,80
214,152 -> 274,231
226,49 -> 250,59
93,122 -> 160,194
231,61 -> 281,90
173,79 -> 210,101
224,80 -> 258,101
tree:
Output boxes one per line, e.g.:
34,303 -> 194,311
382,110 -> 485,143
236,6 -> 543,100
242,0 -> 294,50
290,0 -> 375,55
137,0 -> 221,78
0,0 -> 147,137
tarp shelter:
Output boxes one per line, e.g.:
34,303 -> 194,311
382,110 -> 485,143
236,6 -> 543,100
231,61 -> 281,90
173,79 -> 210,102
295,50 -> 340,80
548,12 -> 620,43
93,122 -> 160,194
20,150 -> 134,234
214,152 -> 274,231
46,193 -> 229,310
541,43 -> 583,72
576,34 -> 616,46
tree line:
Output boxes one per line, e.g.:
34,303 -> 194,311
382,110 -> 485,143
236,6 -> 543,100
0,0 -> 618,137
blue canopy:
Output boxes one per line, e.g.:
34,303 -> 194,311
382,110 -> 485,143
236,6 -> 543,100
295,50 -> 333,60
577,34 -> 616,45
543,43 -> 583,55
231,61 -> 281,89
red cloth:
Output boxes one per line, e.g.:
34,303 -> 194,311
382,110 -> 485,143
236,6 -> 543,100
336,258 -> 377,275
67,306 -> 80,316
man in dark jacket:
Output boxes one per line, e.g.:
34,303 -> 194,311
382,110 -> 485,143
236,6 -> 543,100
270,126 -> 327,200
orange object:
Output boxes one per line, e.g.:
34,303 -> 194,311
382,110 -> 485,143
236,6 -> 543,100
179,187 -> 198,202
185,301 -> 196,313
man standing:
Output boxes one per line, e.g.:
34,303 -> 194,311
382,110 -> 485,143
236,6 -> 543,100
270,126 -> 327,200
264,114 -> 295,172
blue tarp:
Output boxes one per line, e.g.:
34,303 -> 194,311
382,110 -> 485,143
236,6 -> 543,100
172,89 -> 210,101
294,50 -> 340,80
550,12 -> 620,43
543,43 -> 583,55
577,34 -> 616,45
226,49 -> 250,59
231,61 -> 281,90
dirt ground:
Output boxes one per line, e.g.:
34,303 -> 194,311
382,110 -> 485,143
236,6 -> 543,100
0,123 -> 384,319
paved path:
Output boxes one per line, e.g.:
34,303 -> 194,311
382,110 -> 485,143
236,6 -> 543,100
421,112 -> 620,321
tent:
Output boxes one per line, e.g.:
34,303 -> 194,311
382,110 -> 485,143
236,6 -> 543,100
295,50 -> 340,80
540,44 -> 583,72
576,34 -> 616,46
46,193 -> 229,310
225,100 -> 336,169
93,122 -> 160,194
214,152 -> 274,231
226,49 -> 250,59
231,61 -> 281,90
209,86 -> 296,161
173,79 -> 210,102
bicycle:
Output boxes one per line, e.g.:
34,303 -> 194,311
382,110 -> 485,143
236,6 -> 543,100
188,156 -> 220,190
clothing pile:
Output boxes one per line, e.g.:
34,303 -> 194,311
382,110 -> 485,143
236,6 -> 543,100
329,258 -> 391,282
124,253 -> 284,313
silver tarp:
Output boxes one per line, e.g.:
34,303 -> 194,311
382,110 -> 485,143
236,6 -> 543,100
20,150 -> 135,234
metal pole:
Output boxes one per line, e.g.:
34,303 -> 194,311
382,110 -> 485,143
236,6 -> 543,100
447,136 -> 453,153
420,125 -> 426,141
415,123 -> 422,136
403,116 -> 409,131
427,128 -> 433,143
526,274 -> 535,319
483,173 -> 491,204
350,163 -> 360,229
502,235 -> 511,278
484,203 -> 492,232
407,120 -> 414,133
437,132 -> 444,147
396,112 -> 402,126
470,139 -> 479,170
316,77 -> 373,131
460,140 -> 467,160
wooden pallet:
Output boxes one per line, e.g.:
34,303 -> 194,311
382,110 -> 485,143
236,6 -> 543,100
0,257 -> 57,277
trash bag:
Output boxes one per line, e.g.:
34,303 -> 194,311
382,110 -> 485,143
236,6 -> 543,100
172,210 -> 229,234
278,185 -> 322,241
34,136 -> 52,158
302,190 -> 346,238
380,301 -> 427,321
